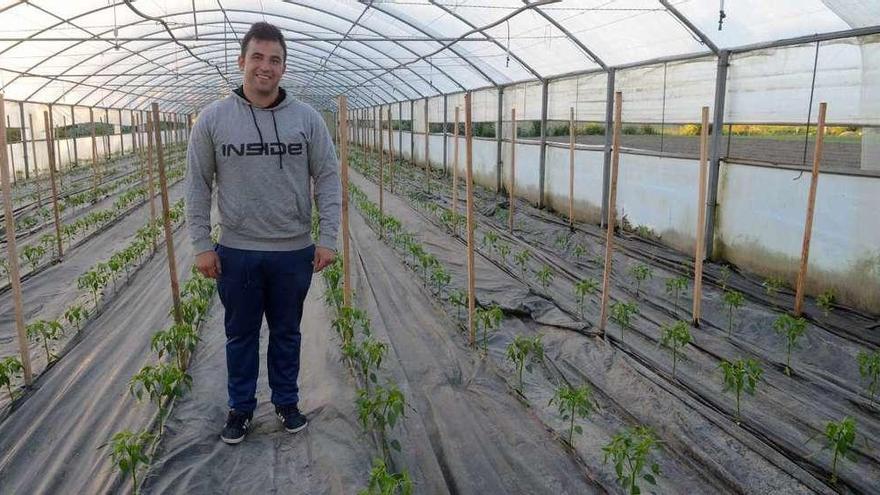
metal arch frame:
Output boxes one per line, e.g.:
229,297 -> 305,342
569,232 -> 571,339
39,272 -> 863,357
658,0 -> 720,55
531,5 -> 608,71
33,10 -> 436,112
425,0 -> 544,82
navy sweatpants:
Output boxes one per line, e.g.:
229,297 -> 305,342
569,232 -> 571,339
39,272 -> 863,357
215,243 -> 315,413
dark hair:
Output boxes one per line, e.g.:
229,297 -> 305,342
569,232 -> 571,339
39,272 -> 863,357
241,22 -> 286,62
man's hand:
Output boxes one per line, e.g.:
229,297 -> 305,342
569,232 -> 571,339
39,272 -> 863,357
313,246 -> 335,273
195,251 -> 222,279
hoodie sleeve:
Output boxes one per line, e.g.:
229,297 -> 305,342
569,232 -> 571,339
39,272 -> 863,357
307,108 -> 342,251
185,109 -> 216,255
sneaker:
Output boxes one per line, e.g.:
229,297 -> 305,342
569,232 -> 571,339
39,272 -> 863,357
220,410 -> 252,445
275,404 -> 308,433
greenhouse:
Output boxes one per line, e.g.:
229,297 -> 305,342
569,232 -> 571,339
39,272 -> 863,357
0,1 -> 878,493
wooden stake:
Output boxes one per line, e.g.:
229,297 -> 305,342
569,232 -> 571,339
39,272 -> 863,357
424,98 -> 430,184
387,106 -> 395,194
569,106 -> 575,229
145,113 -> 158,251
338,97 -> 352,308
453,106 -> 460,236
509,108 -> 517,234
794,102 -> 827,316
598,92 -> 623,335
42,111 -> 64,259
378,106 -> 384,239
692,106 -> 710,326
150,102 -> 182,325
0,96 -> 33,385
465,93 -> 477,347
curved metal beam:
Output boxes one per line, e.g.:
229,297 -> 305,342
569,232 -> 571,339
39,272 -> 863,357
531,6 -> 608,71
658,0 -> 720,54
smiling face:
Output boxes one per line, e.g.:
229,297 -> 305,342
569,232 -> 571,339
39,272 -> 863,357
238,38 -> 286,100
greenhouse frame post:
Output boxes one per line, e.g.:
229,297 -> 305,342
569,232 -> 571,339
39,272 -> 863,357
599,92 -> 623,337
569,106 -> 575,229
410,100 -> 415,162
18,103 -> 29,180
0,96 -> 34,386
794,102 -> 827,317
118,109 -> 124,155
145,112 -> 158,251
452,106 -> 460,236
28,114 -> 41,208
496,87 -> 504,192
70,106 -> 78,167
705,50 -> 729,258
89,107 -> 99,194
464,92 -> 477,348
538,80 -> 549,208
424,97 -> 429,178
150,102 -> 182,325
601,69 -> 615,228
338,96 -> 352,308
6,116 -> 15,184
692,107 -> 710,327
443,94 -> 448,175
509,107 -> 517,234
398,102 -> 403,159
378,107 -> 384,240
104,108 -> 110,161
42,111 -> 64,260
387,106 -> 395,194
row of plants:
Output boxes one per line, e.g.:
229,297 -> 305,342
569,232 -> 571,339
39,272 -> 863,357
348,144 -> 871,489
0,199 -> 186,411
346,172 -> 666,495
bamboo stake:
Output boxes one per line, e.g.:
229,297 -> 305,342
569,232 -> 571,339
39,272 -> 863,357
0,96 -> 33,385
794,102 -> 827,316
373,106 -> 378,167
150,103 -> 182,324
6,116 -> 14,185
598,92 -> 623,336
42,111 -> 64,259
692,106 -> 710,326
338,97 -> 352,308
569,106 -> 575,229
378,106 -> 384,239
145,113 -> 158,251
28,114 -> 42,208
509,108 -> 517,234
465,93 -> 476,347
387,106 -> 395,194
453,106 -> 460,236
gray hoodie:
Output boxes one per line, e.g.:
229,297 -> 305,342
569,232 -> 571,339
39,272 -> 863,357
185,88 -> 341,254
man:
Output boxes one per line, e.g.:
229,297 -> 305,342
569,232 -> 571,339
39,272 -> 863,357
185,22 -> 341,445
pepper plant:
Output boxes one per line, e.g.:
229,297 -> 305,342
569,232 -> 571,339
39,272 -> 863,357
0,356 -> 24,401
722,290 -> 745,337
151,323 -> 201,371
628,264 -> 653,299
574,278 -> 599,317
21,244 -> 46,271
535,265 -> 554,289
818,416 -> 857,484
602,425 -> 662,495
762,276 -> 785,296
772,313 -> 807,376
359,458 -> 413,495
549,383 -> 596,446
514,248 -> 531,278
659,320 -> 691,378
449,289 -> 466,320
856,350 -> 880,405
475,304 -> 503,353
505,335 -> 544,393
430,265 -> 451,295
356,382 -> 409,461
64,304 -> 88,332
497,242 -> 511,264
816,289 -> 835,317
129,363 -> 192,434
610,301 -> 639,333
720,358 -> 762,424
26,319 -> 64,362
664,276 -> 689,313
106,430 -> 154,495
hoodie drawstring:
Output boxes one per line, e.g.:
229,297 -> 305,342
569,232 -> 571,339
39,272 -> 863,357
247,104 -> 284,170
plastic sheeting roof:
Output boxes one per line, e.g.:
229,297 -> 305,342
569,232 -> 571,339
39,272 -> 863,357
0,0 -> 877,113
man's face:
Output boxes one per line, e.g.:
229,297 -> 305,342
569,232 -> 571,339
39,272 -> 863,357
238,38 -> 286,96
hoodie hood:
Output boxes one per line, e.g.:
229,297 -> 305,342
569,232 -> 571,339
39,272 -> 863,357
230,86 -> 294,168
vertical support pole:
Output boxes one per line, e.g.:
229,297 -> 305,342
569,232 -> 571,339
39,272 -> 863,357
378,106 -> 384,240
89,107 -> 99,195
387,106 -> 395,194
464,92 -> 476,348
64,115 -> 72,171
410,100 -> 415,163
6,116 -> 15,184
569,106 -> 575,229
453,106 -> 460,236
692,107 -> 710,327
19,103 -> 29,180
150,102 -> 182,324
601,69 -> 616,228
509,108 -> 516,234
338,96 -> 352,308
443,95 -> 448,176
398,102 -> 403,161
103,108 -> 110,160
118,109 -> 124,155
373,106 -> 378,163
0,96 -> 33,385
29,114 -> 41,208
145,113 -> 158,250
538,80 -> 549,208
496,87 -> 504,193
43,111 -> 64,259
599,91 -> 623,336
794,102 -> 827,316
70,106 -> 78,167
424,97 -> 430,174
704,50 -> 729,258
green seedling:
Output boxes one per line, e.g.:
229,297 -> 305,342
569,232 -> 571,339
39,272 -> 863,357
0,356 -> 24,401
635,225 -> 654,239
151,323 -> 201,371
359,458 -> 413,495
720,358 -> 763,424
857,350 -> 880,405
610,301 -> 639,331
535,265 -> 554,289
78,266 -> 110,307
449,289 -> 467,320
351,335 -> 388,387
722,290 -> 745,337
475,304 -> 503,353
21,244 -> 46,271
64,305 -> 89,332
628,264 -> 653,298
719,265 -> 732,289
39,233 -> 57,258
773,314 -> 807,376
129,362 -> 192,434
482,231 -> 499,252
356,382 -> 409,461
660,320 -> 692,378
763,276 -> 786,296
505,335 -> 544,393
549,383 -> 596,446
574,278 -> 599,317
554,232 -> 569,250
0,259 -> 8,283
514,249 -> 531,278
417,252 -> 438,286
573,244 -> 587,259
430,265 -> 451,295
816,417 -> 857,484
664,276 -> 689,312
106,430 -> 154,495
602,425 -> 662,495
497,242 -> 511,263
26,319 -> 64,362
817,289 -> 836,317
